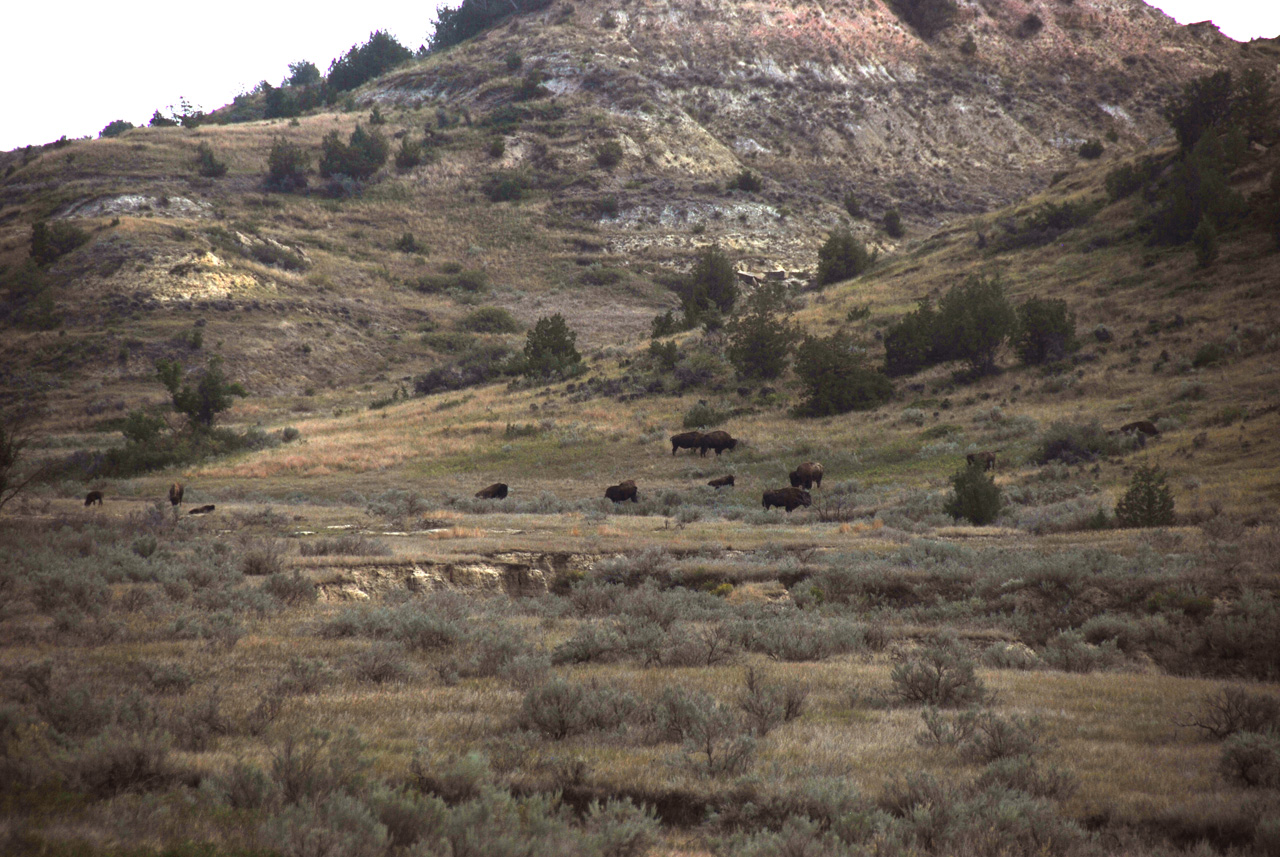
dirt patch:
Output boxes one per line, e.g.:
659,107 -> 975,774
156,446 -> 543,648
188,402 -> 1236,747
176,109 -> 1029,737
312,551 -> 599,601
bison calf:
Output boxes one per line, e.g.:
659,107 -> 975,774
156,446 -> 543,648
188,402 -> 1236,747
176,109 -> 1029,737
670,431 -> 705,456
84,490 -> 104,506
476,483 -> 509,500
966,451 -> 997,471
707,475 -> 735,489
789,461 -> 824,489
605,480 -> 638,503
763,487 -> 811,512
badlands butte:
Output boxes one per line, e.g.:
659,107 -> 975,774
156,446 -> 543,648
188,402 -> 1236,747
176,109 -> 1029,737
1,0 -> 1279,855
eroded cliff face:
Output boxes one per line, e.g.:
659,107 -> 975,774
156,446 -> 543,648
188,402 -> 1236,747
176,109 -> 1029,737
369,0 -> 1240,267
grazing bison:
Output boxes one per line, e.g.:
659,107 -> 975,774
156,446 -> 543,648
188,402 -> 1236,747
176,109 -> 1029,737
1121,420 -> 1160,437
789,461 -> 824,490
188,504 -> 216,515
476,483 -> 509,500
707,475 -> 735,489
762,487 -> 812,512
84,490 -> 104,506
169,482 -> 184,507
967,451 -> 997,471
605,480 -> 638,503
699,430 -> 738,457
670,431 -> 705,456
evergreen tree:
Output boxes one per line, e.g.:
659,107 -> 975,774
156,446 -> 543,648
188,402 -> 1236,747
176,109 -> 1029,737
1115,465 -> 1175,528
521,314 -> 581,378
155,357 -> 247,429
725,283 -> 799,380
678,244 -> 737,325
793,331 -> 894,416
1014,297 -> 1077,365
327,31 -> 412,94
815,228 -> 875,286
944,463 -> 1003,525
934,276 -> 1016,375
883,299 -> 937,377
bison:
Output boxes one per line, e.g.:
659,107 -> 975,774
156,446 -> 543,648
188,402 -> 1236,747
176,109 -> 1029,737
1121,420 -> 1160,437
84,490 -> 104,506
671,431 -> 705,456
475,483 -> 509,500
605,480 -> 638,503
707,475 -> 735,489
699,430 -> 738,457
967,451 -> 997,471
188,504 -> 216,515
789,461 -> 824,489
763,487 -> 811,512
169,482 -> 184,507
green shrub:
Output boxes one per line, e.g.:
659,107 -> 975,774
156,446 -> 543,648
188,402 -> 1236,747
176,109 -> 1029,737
241,538 -> 286,576
265,137 -> 309,191
728,169 -> 762,192
842,191 -> 863,217
1192,216 -> 1219,267
155,355 -> 247,429
100,119 -> 134,138
319,125 -> 389,180
1040,631 -> 1121,673
1077,139 -> 1104,159
264,571 -> 318,606
483,170 -> 531,202
933,276 -> 1016,375
67,728 -> 180,798
30,220 -> 90,265
815,227 -> 875,286
974,756 -> 1077,801
521,679 -> 638,738
890,638 -> 988,707
683,699 -> 757,776
883,208 -> 904,238
682,401 -> 726,430
1219,731 -> 1280,788
1193,341 -> 1226,368
1164,70 -> 1234,152
596,140 -> 624,169
675,244 -> 738,324
519,313 -> 581,378
1105,158 -> 1161,200
460,306 -> 521,333
194,142 -> 228,177
395,137 -> 430,170
585,798 -> 660,857
736,667 -> 807,736
1115,465 -> 1175,528
883,299 -> 937,377
504,51 -> 523,71
1034,420 -> 1120,465
1185,687 -> 1280,740
327,30 -> 412,93
725,283 -> 799,380
1014,297 -> 1077,365
793,331 -> 894,416
944,463 -> 1003,525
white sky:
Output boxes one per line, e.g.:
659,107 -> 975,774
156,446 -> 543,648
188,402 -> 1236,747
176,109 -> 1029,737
1,0 -> 1277,152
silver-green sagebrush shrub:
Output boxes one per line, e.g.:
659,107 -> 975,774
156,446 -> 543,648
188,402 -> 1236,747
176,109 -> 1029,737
1219,731 -> 1280,788
890,638 -> 990,707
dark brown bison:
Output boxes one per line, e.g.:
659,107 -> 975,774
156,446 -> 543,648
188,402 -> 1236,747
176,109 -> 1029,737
699,430 -> 738,457
188,504 -> 216,515
763,487 -> 811,512
605,480 -> 638,503
475,483 -> 509,500
169,482 -> 184,507
707,475 -> 735,489
967,451 -> 997,471
670,431 -> 705,456
1121,420 -> 1160,437
789,461 -> 824,489
84,490 -> 104,506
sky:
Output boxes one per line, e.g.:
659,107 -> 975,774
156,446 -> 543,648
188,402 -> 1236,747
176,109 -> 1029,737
1,0 -> 1277,152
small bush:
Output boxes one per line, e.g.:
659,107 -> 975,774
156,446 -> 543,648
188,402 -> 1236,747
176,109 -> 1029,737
265,137 -> 309,192
194,142 -> 228,177
1040,631 -> 1121,673
815,227 -> 875,286
1078,139 -> 1104,159
944,463 -> 1003,525
683,700 -> 756,777
1115,465 -> 1175,528
975,756 -> 1077,801
1184,687 -> 1280,740
101,119 -> 134,138
585,798 -> 660,857
736,667 -> 807,736
1193,216 -> 1219,267
1035,420 -> 1120,465
319,125 -> 389,180
483,170 -> 531,202
728,169 -> 762,192
682,401 -> 726,430
264,571 -> 318,606
890,638 -> 989,707
522,678 -> 638,739
1015,297 -> 1077,365
883,208 -> 904,238
241,539 -> 286,576
299,534 -> 391,557
461,306 -> 521,333
68,729 -> 179,798
30,220 -> 90,265
1219,731 -> 1280,788
395,137 -> 430,170
596,140 -> 624,169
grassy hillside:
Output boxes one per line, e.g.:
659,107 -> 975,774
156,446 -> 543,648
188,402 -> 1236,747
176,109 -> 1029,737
2,9 -> 1280,857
